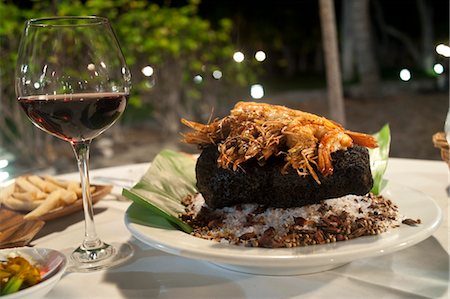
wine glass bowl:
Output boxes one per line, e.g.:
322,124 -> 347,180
16,16 -> 131,142
16,16 -> 133,272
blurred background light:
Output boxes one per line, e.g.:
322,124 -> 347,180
255,50 -> 266,62
233,51 -> 245,63
0,171 -> 9,182
212,70 -> 222,79
399,69 -> 411,81
250,84 -> 264,99
141,65 -> 154,77
433,63 -> 444,74
436,44 -> 450,57
0,159 -> 8,169
193,75 -> 203,84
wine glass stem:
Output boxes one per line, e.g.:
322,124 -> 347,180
71,140 -> 103,250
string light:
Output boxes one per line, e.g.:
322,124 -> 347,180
399,69 -> 411,81
233,51 -> 245,63
250,84 -> 264,99
255,51 -> 266,62
141,66 -> 154,77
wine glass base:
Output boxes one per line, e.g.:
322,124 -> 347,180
68,242 -> 134,272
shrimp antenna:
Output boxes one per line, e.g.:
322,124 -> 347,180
207,106 -> 215,124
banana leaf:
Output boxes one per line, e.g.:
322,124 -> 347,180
122,149 -> 196,233
369,124 -> 391,195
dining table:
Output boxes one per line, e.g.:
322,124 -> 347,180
29,157 -> 448,299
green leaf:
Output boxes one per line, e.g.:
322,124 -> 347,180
369,124 -> 391,195
122,149 -> 196,233
126,202 -> 179,230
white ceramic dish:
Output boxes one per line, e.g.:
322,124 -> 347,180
125,181 -> 442,275
0,247 -> 67,298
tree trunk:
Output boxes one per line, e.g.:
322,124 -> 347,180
282,46 -> 297,77
417,0 -> 434,73
152,58 -> 183,136
319,0 -> 346,125
351,0 -> 381,99
340,0 -> 355,82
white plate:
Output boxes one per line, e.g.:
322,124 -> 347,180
125,181 -> 442,275
0,247 -> 67,298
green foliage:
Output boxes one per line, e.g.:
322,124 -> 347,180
0,0 -> 255,110
0,0 -> 257,166
44,0 -> 255,113
0,2 -> 28,90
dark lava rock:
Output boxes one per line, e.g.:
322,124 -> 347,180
195,145 -> 373,209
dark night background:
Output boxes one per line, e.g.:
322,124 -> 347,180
200,0 -> 448,82
10,0 -> 450,85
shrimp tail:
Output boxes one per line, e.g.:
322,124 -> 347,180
346,131 -> 378,148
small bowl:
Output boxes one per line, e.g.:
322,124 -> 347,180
0,247 -> 67,299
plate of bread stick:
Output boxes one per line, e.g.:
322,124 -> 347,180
0,175 -> 112,221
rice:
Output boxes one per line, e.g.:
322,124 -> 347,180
180,193 -> 406,248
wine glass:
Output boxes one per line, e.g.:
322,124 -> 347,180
445,106 -> 450,146
15,16 -> 133,272
445,104 -> 450,195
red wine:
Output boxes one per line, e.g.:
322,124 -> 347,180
18,92 -> 127,142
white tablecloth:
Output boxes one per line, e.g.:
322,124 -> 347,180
32,158 -> 449,299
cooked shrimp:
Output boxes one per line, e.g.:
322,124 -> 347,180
181,101 -> 377,183
181,117 -> 233,145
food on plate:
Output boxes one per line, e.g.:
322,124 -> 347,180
0,254 -> 41,295
182,101 -> 378,209
178,102 -> 412,248
181,192 -> 401,248
0,175 -> 96,220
